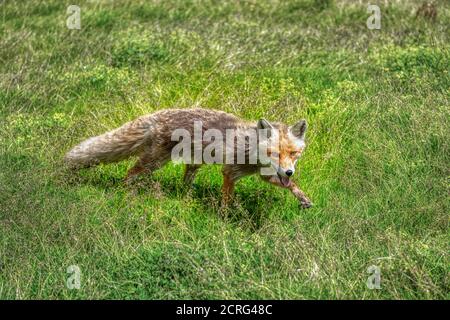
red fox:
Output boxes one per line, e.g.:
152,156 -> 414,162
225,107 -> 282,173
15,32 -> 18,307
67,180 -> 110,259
65,108 -> 312,208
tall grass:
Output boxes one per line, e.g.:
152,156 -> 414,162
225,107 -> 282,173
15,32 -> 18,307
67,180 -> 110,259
0,0 -> 448,299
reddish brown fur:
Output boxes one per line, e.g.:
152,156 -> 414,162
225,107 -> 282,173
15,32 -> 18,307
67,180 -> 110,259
267,126 -> 304,171
65,108 -> 312,209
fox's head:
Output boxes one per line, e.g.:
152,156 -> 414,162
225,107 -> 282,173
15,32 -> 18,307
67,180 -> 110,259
257,118 -> 307,187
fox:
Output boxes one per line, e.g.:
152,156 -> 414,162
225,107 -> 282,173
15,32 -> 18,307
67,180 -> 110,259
64,108 -> 312,208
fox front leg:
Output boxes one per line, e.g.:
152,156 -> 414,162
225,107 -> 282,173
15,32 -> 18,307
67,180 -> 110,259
262,175 -> 313,209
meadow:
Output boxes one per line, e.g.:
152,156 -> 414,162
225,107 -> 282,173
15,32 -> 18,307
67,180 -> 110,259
0,0 -> 448,299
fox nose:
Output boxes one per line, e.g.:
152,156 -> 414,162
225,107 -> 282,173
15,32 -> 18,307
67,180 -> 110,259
285,169 -> 293,177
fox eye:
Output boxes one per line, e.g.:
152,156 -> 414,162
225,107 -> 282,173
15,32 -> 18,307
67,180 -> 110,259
270,151 -> 279,158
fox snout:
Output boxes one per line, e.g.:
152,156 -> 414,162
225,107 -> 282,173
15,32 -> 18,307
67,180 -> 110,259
276,166 -> 295,177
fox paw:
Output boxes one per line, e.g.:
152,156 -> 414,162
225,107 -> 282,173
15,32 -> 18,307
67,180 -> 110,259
300,200 -> 313,209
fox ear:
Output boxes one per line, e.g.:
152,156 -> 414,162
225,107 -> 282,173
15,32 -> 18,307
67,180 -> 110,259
290,119 -> 307,139
257,118 -> 273,138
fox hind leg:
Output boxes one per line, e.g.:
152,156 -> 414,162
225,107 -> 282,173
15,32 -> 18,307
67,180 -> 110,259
221,166 -> 237,208
183,164 -> 201,184
125,150 -> 170,183
125,163 -> 148,182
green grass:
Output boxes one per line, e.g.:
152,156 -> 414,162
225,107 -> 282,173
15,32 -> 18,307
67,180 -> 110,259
0,0 -> 449,299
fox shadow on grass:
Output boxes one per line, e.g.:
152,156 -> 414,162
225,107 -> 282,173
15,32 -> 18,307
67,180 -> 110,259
63,164 -> 279,229
134,174 -> 278,229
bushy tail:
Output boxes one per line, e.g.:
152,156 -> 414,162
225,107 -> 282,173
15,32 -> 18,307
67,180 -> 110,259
64,116 -> 152,169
